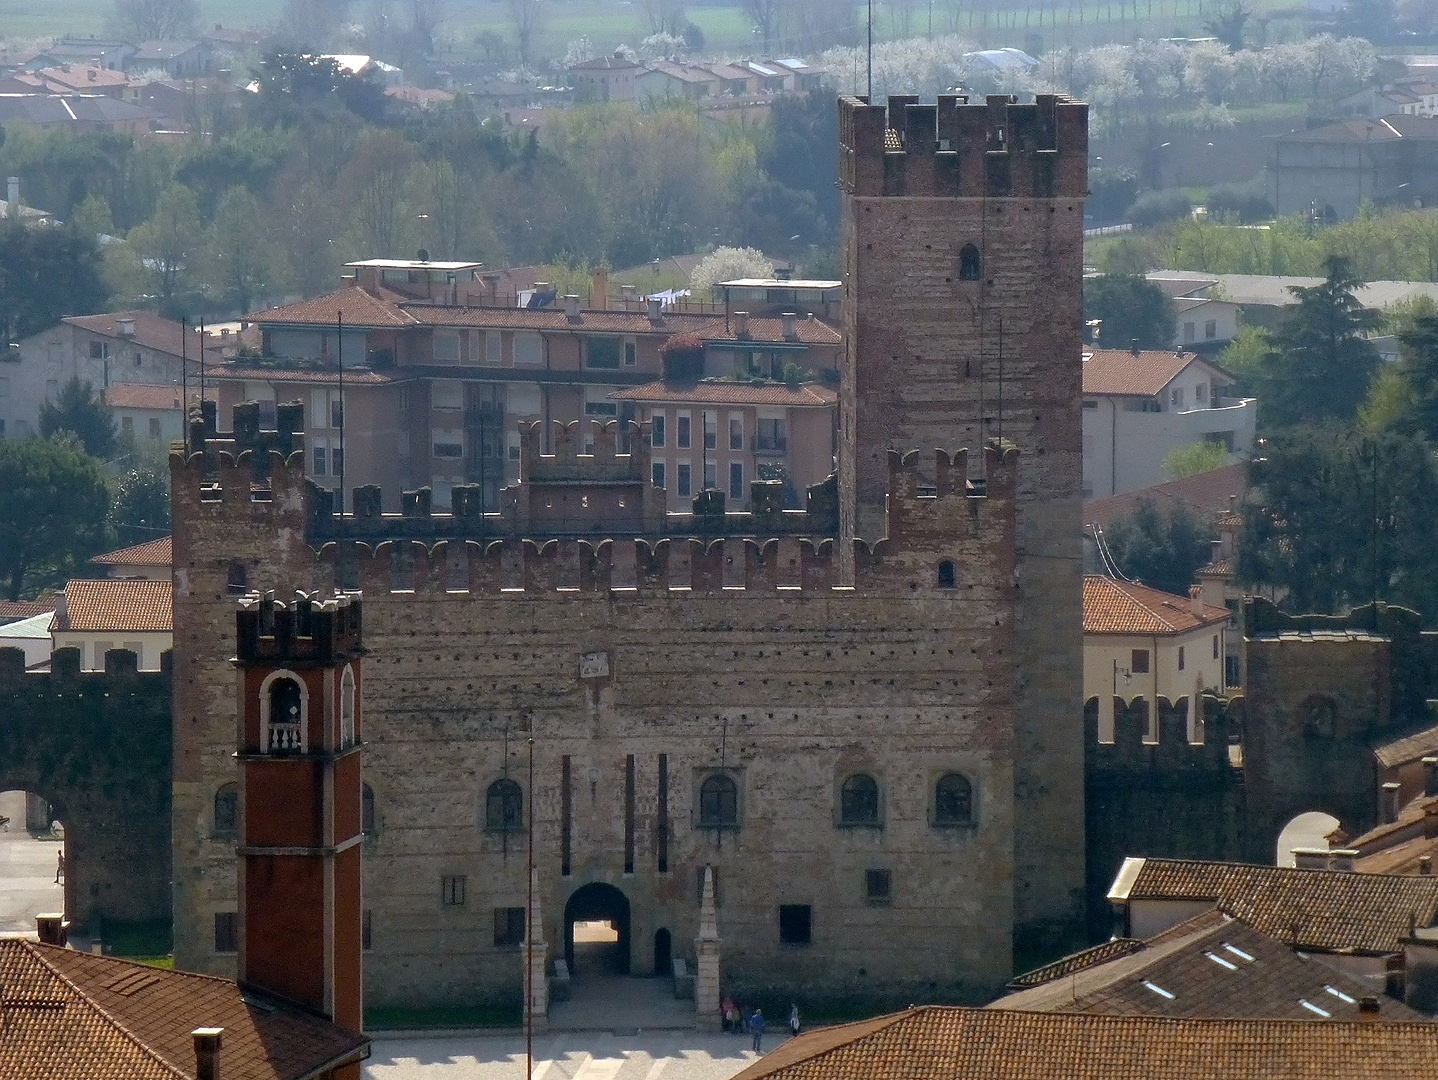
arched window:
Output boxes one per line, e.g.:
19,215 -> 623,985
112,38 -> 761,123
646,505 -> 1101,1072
937,561 -> 956,588
267,676 -> 304,753
486,778 -> 524,831
340,665 -> 356,748
959,244 -> 982,281
935,773 -> 973,824
840,774 -> 880,825
361,783 -> 376,837
213,783 -> 237,838
699,774 -> 738,828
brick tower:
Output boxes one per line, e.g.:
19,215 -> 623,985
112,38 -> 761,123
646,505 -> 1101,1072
838,93 -> 1089,954
234,589 -> 365,1050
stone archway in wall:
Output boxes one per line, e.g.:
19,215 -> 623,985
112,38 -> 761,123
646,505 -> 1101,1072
563,881 -> 631,976
0,647 -> 172,944
1274,811 -> 1344,867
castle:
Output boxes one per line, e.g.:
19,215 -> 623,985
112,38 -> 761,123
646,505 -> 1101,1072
168,93 -> 1090,1009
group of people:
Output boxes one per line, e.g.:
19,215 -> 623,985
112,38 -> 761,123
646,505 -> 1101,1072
721,998 -> 801,1053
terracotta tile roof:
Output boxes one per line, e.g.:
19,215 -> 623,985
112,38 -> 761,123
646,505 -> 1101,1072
104,383 -> 215,411
1198,557 -> 1232,576
210,364 -> 402,386
63,311 -> 212,361
1084,575 -> 1228,635
999,910 -> 1429,1020
1356,833 -> 1438,875
1006,937 -> 1147,989
248,286 -> 418,329
1112,857 -> 1438,954
0,940 -> 367,1080
1084,464 -> 1245,530
608,379 -> 837,407
1082,348 -> 1207,397
0,598 -> 58,622
56,579 -> 172,633
731,1006 -> 1438,1080
1375,723 -> 1438,770
91,536 -> 172,567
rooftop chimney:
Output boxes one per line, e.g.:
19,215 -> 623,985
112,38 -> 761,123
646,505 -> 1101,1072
1422,855 -> 1433,875
1358,996 -> 1380,1022
564,294 -> 581,322
1384,781 -> 1403,824
35,913 -> 68,946
1210,539 -> 1224,562
781,311 -> 798,341
1329,848 -> 1358,872
620,284 -> 637,308
646,297 -> 663,325
6,176 -> 17,208
1292,848 -> 1329,871
1130,338 -> 1140,356
192,1028 -> 224,1080
1189,584 -> 1204,617
733,311 -> 750,340
1424,756 -> 1438,798
118,318 -> 135,337
591,267 -> 608,311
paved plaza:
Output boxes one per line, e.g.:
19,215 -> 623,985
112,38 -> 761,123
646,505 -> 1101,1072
0,790 -> 63,937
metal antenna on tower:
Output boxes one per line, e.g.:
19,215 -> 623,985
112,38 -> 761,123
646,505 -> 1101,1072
867,0 -> 873,100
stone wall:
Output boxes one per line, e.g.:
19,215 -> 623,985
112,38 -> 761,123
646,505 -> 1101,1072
0,646 -> 171,939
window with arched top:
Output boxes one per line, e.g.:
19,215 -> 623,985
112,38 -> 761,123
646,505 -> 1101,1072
699,773 -> 738,828
263,674 -> 306,754
839,773 -> 881,825
340,665 -> 356,748
959,244 -> 982,281
362,783 -> 376,837
485,778 -> 524,831
934,773 -> 974,825
938,561 -> 956,588
213,783 -> 237,838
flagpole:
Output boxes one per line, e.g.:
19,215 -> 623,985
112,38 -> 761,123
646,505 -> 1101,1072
337,310 -> 345,514
180,316 -> 188,452
526,735 -> 535,1080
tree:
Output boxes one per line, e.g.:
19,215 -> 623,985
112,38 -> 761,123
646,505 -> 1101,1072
504,0 -> 545,66
1162,440 -> 1230,479
690,246 -> 775,292
0,220 -> 107,342
1253,256 -> 1380,430
1364,315 -> 1438,439
0,435 -> 111,600
1101,496 -> 1213,597
40,378 -> 118,460
203,187 -> 285,314
128,184 -> 202,304
111,0 -> 197,40
1083,274 -> 1178,351
1239,425 -> 1438,618
110,459 -> 170,544
251,53 -> 388,124
1203,2 -> 1250,51
743,0 -> 785,55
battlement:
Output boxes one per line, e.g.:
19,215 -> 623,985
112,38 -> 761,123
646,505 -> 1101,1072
0,645 -> 173,683
1084,693 -> 1240,771
235,590 -> 364,665
838,93 -> 1088,198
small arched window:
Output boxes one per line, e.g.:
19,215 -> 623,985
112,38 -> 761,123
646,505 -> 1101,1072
486,778 -> 524,831
214,783 -> 237,838
938,561 -> 956,588
935,773 -> 974,825
267,676 -> 304,753
959,244 -> 982,281
340,665 -> 356,748
699,774 -> 738,828
362,783 -> 376,837
840,774 -> 880,825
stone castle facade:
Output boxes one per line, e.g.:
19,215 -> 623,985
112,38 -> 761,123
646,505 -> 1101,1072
169,93 -> 1089,1009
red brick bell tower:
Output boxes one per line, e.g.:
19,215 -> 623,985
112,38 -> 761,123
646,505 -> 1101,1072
234,589 -> 365,1052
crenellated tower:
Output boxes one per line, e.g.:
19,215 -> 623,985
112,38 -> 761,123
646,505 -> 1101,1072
233,589 -> 365,1052
839,93 -> 1089,954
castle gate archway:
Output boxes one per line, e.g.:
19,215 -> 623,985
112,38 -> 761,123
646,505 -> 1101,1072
0,647 -> 172,941
563,881 -> 631,976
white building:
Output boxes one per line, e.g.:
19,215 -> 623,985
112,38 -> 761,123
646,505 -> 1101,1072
1082,346 -> 1256,499
50,578 -> 172,671
1084,575 -> 1229,746
0,610 -> 55,669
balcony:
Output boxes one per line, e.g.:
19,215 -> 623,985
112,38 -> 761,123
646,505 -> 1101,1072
268,723 -> 302,754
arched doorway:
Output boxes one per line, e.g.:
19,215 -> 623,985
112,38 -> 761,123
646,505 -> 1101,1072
563,881 -> 631,975
653,927 -> 672,976
1275,811 -> 1342,866
0,789 -> 64,935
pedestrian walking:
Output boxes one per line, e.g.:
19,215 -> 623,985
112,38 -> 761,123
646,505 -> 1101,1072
749,1008 -> 765,1053
721,995 -> 736,1032
55,850 -> 64,884
789,1003 -> 801,1037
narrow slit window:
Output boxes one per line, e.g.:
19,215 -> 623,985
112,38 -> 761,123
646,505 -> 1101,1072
959,244 -> 982,281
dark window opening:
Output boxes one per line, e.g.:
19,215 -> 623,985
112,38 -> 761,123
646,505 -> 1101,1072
267,678 -> 303,753
779,904 -> 812,945
441,875 -> 467,906
361,783 -> 376,837
865,869 -> 892,902
699,773 -> 738,828
362,909 -> 372,951
1131,649 -> 1150,674
959,244 -> 982,281
586,336 -> 622,369
561,755 -> 572,876
214,911 -> 237,953
494,906 -> 526,946
486,778 -> 524,831
938,561 -> 956,588
213,783 -> 237,839
226,563 -> 248,595
934,773 -> 973,825
1178,646 -> 1186,671
840,774 -> 880,825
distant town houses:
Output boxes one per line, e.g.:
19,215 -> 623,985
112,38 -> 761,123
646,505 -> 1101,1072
571,53 -> 827,107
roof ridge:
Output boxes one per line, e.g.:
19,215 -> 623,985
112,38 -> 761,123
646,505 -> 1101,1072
23,943 -> 191,1080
